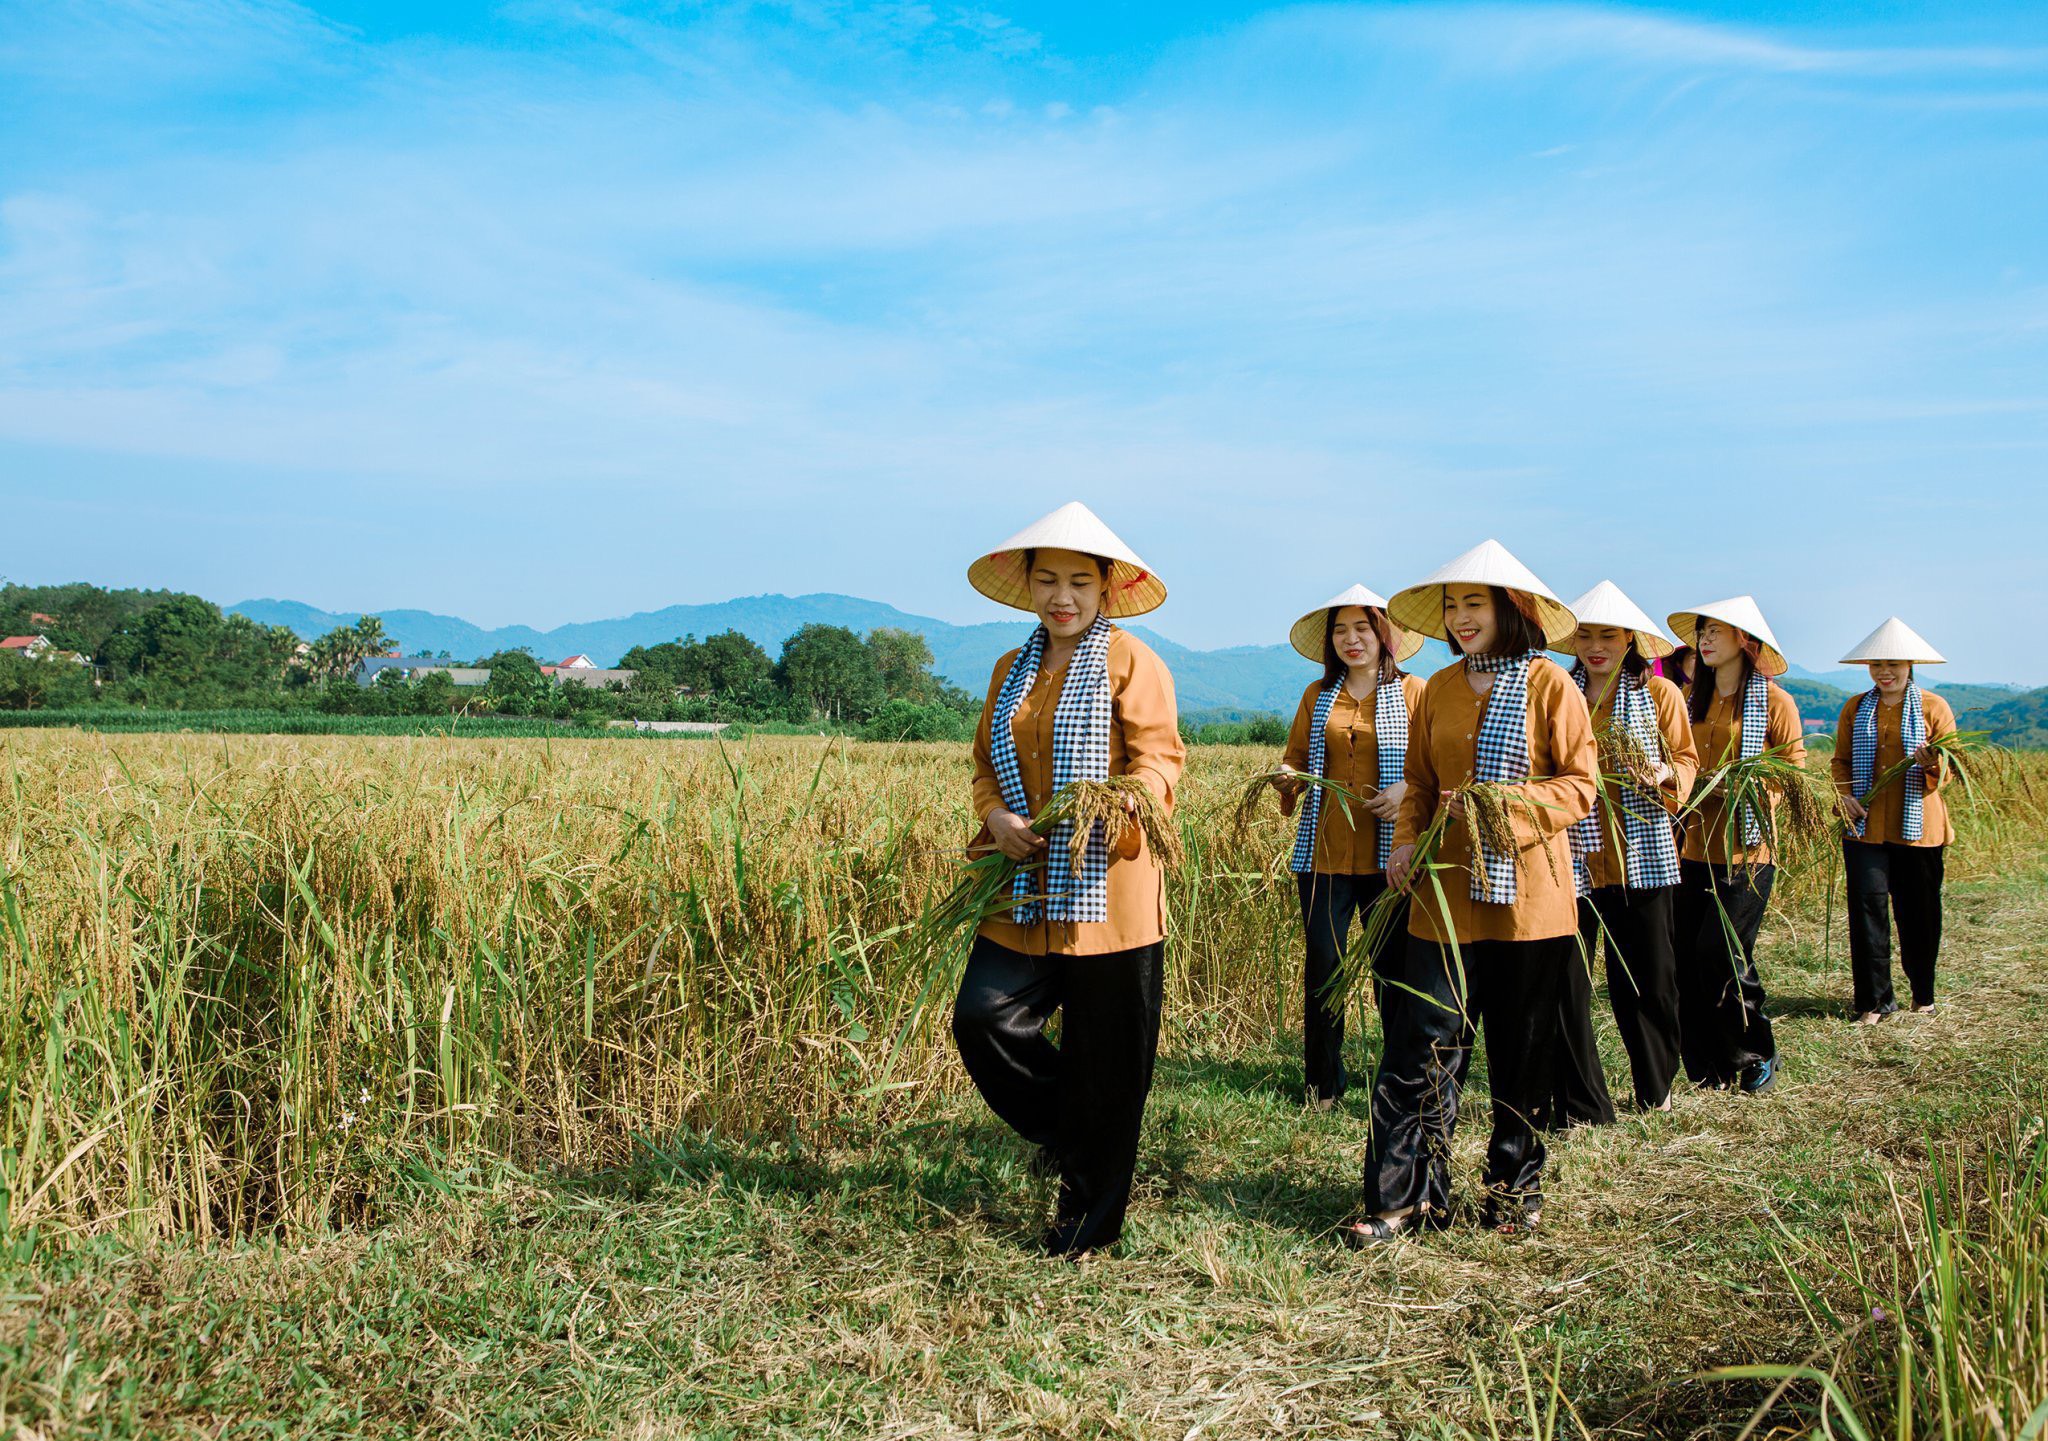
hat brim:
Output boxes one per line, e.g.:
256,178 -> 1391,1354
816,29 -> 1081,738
969,551 -> 1166,618
1389,584 -> 1578,648
1667,612 -> 1789,677
1287,608 -> 1428,665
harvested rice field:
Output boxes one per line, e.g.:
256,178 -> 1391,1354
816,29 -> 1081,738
1,731 -> 2043,1438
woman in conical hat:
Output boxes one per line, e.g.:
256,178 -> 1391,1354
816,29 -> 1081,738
1547,582 -> 1698,1125
1830,618 -> 1956,1024
952,501 -> 1184,1257
1341,541 -> 1596,1244
1667,595 -> 1804,1097
1266,585 -> 1425,1109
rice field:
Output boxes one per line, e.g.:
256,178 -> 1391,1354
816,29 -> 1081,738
1,730 -> 2044,1437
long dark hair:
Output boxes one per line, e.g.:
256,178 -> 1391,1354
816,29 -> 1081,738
1322,607 -> 1407,688
1688,629 -> 1762,723
1661,645 -> 1696,688
1445,585 -> 1545,659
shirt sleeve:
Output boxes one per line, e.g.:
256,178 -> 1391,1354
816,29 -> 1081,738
1922,692 -> 1956,792
1653,677 -> 1700,813
971,653 -> 1016,824
1766,684 -> 1805,765
1281,685 -> 1315,772
1394,677 -> 1440,851
1277,684 -> 1317,815
1114,638 -> 1185,813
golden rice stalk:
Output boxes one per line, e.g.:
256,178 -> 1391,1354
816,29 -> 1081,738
1051,775 -> 1185,872
1862,728 -> 2013,806
1684,742 -> 1841,858
1230,769 -> 1373,845
1596,722 -> 1665,793
1463,781 -> 1562,886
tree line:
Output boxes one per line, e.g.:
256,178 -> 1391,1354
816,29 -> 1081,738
0,583 -> 980,740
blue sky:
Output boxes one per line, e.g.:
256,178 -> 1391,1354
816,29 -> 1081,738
1,1 -> 2044,680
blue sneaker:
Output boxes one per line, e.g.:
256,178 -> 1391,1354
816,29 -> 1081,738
1739,1057 -> 1779,1095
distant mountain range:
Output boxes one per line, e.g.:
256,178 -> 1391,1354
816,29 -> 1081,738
228,592 -> 1352,712
227,593 -> 2032,719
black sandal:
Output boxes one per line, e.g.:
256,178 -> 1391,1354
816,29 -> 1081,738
1338,1215 -> 1413,1249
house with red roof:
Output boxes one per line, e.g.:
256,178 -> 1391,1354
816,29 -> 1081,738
1,635 -> 52,659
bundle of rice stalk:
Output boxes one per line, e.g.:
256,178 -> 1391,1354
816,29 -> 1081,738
1230,768 -> 1374,845
1345,782 -> 1568,998
905,769 -> 1179,974
1596,722 -> 1666,793
1049,774 -> 1184,873
1860,727 -> 2009,806
1683,741 -> 1840,860
893,777 -> 1184,1053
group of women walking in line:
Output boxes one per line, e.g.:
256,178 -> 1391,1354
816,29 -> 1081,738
948,502 -> 1958,1257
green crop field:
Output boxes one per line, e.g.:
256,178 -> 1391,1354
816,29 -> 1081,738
0,731 -> 2042,1438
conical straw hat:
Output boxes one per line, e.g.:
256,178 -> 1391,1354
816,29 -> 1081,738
1840,616 -> 1945,665
1288,583 -> 1427,665
1666,596 -> 1788,677
1387,539 -> 1577,647
1555,580 -> 1675,660
968,501 -> 1167,618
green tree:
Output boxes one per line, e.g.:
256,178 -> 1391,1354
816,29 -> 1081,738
861,697 -> 974,742
98,594 -> 225,701
0,650 -> 92,710
307,615 -> 395,686
480,649 -> 548,714
684,630 -> 773,697
866,627 -> 938,702
776,624 -> 885,721
412,670 -> 458,716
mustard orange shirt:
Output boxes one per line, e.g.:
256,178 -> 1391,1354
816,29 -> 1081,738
1278,674 -> 1427,876
1829,689 -> 1955,849
1581,673 -> 1699,891
970,627 -> 1186,956
1681,681 -> 1806,867
1393,657 -> 1597,945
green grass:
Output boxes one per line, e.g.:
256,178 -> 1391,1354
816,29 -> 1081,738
2,864 -> 2042,1438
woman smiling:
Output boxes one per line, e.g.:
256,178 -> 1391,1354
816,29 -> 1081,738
1549,582 -> 1698,1123
1831,617 -> 1957,1025
1272,585 -> 1426,1109
951,502 -> 1185,1258
1341,540 -> 1594,1244
1667,596 -> 1803,1098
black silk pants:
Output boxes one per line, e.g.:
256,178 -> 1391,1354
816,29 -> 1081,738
1296,871 -> 1403,1102
952,936 -> 1165,1254
1362,934 -> 1569,1221
1551,886 -> 1682,1124
1844,841 -> 1945,1013
1675,860 -> 1778,1085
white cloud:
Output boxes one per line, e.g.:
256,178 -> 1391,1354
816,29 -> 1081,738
0,1 -> 2044,675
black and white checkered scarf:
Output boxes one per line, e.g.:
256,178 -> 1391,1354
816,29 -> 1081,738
1466,650 -> 1533,904
989,615 -> 1116,923
1571,663 -> 1682,892
1732,666 -> 1772,848
1850,681 -> 1926,842
1290,676 -> 1409,873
